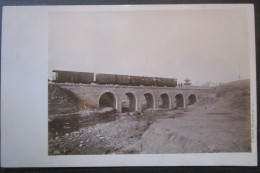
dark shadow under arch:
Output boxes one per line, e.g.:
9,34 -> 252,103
188,94 -> 197,106
121,92 -> 136,112
159,93 -> 170,109
141,93 -> 154,111
99,92 -> 116,109
175,94 -> 184,108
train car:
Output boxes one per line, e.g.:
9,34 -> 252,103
96,73 -> 116,84
53,70 -> 94,84
154,77 -> 177,87
164,78 -> 173,87
154,77 -> 162,87
172,78 -> 177,87
70,72 -> 80,83
129,76 -> 143,86
53,70 -> 75,83
77,72 -> 94,84
115,75 -> 129,85
165,78 -> 177,87
53,70 -> 177,87
141,76 -> 154,86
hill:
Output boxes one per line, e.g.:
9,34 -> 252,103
196,79 -> 250,111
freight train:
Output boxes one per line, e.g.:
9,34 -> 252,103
53,70 -> 177,87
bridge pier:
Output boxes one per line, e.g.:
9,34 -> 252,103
116,101 -> 121,112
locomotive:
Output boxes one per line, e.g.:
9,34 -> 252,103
53,70 -> 177,87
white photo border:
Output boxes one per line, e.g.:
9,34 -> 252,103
1,4 -> 257,167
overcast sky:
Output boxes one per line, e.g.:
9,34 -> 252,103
48,8 -> 250,85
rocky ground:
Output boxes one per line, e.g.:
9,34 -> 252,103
48,79 -> 251,155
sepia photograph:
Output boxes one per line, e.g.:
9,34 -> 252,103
1,4 -> 257,167
48,6 -> 253,155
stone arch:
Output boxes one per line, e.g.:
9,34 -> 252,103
98,92 -> 117,110
159,93 -> 171,109
175,93 -> 185,108
140,92 -> 155,111
188,94 -> 197,106
121,92 -> 137,112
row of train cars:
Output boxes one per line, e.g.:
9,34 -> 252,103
52,70 -> 177,87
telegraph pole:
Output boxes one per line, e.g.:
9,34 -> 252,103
238,64 -> 241,80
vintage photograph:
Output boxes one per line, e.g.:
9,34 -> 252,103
48,7 -> 252,155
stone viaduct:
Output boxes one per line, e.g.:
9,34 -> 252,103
56,83 -> 210,112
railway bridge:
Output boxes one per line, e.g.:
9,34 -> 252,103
55,83 -> 211,112
55,83 -> 210,112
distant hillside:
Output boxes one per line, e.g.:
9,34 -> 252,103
215,79 -> 250,92
213,79 -> 250,111
196,79 -> 250,112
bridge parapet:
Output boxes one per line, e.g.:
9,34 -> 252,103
54,82 -> 211,90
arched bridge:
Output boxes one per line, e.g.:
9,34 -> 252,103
55,83 -> 210,112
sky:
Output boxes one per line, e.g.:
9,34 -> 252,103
48,8 -> 250,85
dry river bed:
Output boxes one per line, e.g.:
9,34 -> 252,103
48,105 -> 251,155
